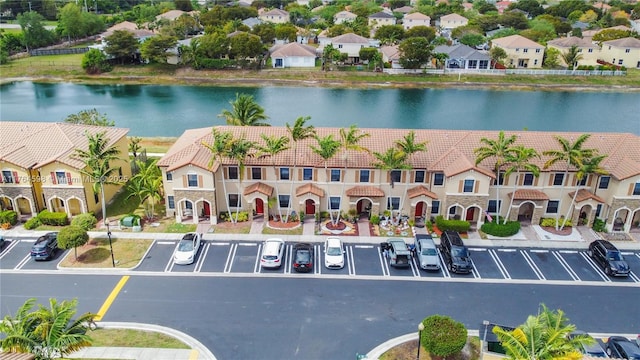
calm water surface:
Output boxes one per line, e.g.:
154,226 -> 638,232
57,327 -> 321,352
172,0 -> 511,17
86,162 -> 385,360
1,81 -> 638,136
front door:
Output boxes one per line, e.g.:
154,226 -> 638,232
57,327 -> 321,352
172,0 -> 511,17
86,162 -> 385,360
415,202 -> 424,217
256,199 -> 264,214
203,202 -> 210,216
305,199 -> 315,215
466,208 -> 474,221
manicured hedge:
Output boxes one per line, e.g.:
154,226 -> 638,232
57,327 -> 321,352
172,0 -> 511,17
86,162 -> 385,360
71,213 -> 97,231
481,218 -> 521,237
219,211 -> 249,222
540,217 -> 572,228
38,210 -> 69,226
435,215 -> 470,233
421,315 -> 467,357
0,210 -> 18,226
24,217 -> 42,230
592,218 -> 606,232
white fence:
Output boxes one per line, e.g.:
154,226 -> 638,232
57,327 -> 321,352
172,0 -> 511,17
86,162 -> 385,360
383,68 -> 627,76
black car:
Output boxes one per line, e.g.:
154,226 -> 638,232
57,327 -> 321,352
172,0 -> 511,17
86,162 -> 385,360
568,330 -> 608,358
440,230 -> 472,274
588,239 -> 630,276
607,336 -> 640,360
0,234 -> 6,250
31,232 -> 59,261
293,243 -> 313,273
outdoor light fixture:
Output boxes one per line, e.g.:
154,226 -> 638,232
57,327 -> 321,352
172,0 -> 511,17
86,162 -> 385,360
106,218 -> 115,268
417,322 -> 425,360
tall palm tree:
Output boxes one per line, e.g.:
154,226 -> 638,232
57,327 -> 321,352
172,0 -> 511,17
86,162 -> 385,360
503,146 -> 540,224
561,45 -> 583,72
309,134 -> 341,225
543,134 -> 595,230
562,154 -> 608,230
373,147 -> 410,223
203,128 -> 234,222
395,130 -> 428,219
226,134 -> 256,223
336,125 -> 370,225
256,133 -> 290,221
218,93 -> 269,126
474,131 -> 517,222
127,159 -> 163,220
285,116 -> 316,221
73,131 -> 122,228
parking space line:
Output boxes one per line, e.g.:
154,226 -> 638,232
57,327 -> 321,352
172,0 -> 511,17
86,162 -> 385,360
0,239 -> 22,260
378,246 -> 390,277
156,241 -> 175,245
437,250 -> 451,278
488,249 -> 510,279
552,251 -> 581,281
223,243 -> 237,273
194,243 -> 209,273
410,257 -> 420,277
579,252 -> 611,282
14,253 -> 31,270
315,244 -> 322,275
164,243 -> 179,273
520,250 -> 545,280
354,245 -> 373,249
629,271 -> 640,283
347,245 -> 356,276
253,243 -> 262,274
470,259 -> 481,279
284,245 -> 291,275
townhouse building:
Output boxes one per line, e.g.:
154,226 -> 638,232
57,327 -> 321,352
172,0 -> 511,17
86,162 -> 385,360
158,126 -> 640,234
0,122 -> 131,220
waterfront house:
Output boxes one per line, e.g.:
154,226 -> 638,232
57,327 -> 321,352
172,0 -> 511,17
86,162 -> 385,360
327,33 -> 372,63
547,37 -> 601,67
269,42 -> 317,68
600,37 -> 640,68
159,126 -> 640,234
0,122 -> 130,220
490,34 -> 544,68
433,44 -> 491,69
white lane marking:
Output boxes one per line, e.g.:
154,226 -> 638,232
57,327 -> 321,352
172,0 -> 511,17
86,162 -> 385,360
194,243 -> 209,273
437,249 -> 451,278
579,252 -> 611,282
238,243 -> 257,246
629,271 -> 640,283
470,258 -> 481,279
621,252 -> 633,256
253,243 -> 263,274
0,239 -> 22,260
210,242 -> 230,246
14,253 -> 31,270
354,245 -> 373,249
347,245 -> 356,276
223,243 -> 237,273
378,246 -> 390,277
21,239 -> 36,243
488,249 -> 510,279
469,248 -> 487,251
552,251 -> 581,281
164,243 -> 179,272
315,244 -> 322,275
410,256 -> 420,277
284,244 -> 291,275
157,241 -> 175,245
559,250 -> 578,254
520,250 -> 545,280
497,249 -> 516,252
530,249 -> 549,253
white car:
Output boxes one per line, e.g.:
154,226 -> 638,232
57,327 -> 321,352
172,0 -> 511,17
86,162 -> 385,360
324,237 -> 345,269
174,232 -> 202,265
261,238 -> 285,269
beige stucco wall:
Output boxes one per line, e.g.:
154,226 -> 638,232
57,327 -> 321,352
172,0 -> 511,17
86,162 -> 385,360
501,47 -> 545,68
547,45 -> 601,67
601,45 -> 640,68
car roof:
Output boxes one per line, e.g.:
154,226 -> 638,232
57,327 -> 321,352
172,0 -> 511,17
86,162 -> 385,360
294,242 -> 312,249
326,237 -> 342,246
265,238 -> 284,243
594,239 -> 618,250
415,234 -> 433,240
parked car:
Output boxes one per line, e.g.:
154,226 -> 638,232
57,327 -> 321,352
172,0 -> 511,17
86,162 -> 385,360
293,243 -> 313,273
588,239 -> 630,276
0,233 -> 5,250
384,238 -> 412,268
568,330 -> 608,358
261,238 -> 285,269
606,336 -> 640,360
174,232 -> 202,265
30,232 -> 59,261
440,230 -> 472,274
414,234 -> 440,271
324,237 -> 345,269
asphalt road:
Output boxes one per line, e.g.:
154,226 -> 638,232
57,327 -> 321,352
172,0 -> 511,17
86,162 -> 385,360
1,273 -> 639,360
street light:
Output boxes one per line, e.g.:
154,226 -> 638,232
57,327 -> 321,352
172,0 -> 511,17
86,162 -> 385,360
417,322 -> 425,360
106,217 -> 115,268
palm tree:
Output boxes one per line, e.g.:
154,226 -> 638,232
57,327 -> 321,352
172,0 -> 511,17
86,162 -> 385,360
395,130 -> 428,220
503,146 -> 540,224
561,45 -> 583,72
226,134 -> 256,223
474,131 -> 517,222
543,134 -> 595,230
285,116 -> 316,221
203,128 -> 234,222
73,131 -> 122,229
336,125 -> 370,225
562,154 -> 608,230
309,134 -> 341,225
218,93 -> 269,126
127,159 -> 163,220
256,134 -> 290,221
373,147 -> 410,223
0,298 -> 40,354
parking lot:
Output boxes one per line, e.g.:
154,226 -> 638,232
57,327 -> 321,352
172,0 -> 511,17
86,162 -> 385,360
2,238 -> 639,284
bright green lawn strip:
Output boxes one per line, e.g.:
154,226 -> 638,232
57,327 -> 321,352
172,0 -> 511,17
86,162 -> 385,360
89,328 -> 190,349
262,226 -> 303,236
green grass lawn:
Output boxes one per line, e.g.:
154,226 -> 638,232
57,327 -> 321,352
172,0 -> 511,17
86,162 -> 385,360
58,238 -> 153,268
88,328 -> 189,349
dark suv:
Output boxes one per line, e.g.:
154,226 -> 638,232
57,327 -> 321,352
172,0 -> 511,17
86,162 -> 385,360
31,232 -> 59,261
440,230 -> 472,274
588,239 -> 630,276
607,336 -> 640,360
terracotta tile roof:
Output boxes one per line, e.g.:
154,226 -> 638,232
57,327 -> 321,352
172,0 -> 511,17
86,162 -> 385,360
603,37 -> 640,48
509,189 -> 549,200
0,122 -> 129,170
331,33 -> 370,44
159,127 -> 640,181
244,182 -> 274,196
296,183 -> 324,197
270,43 -> 317,58
346,185 -> 385,197
568,189 -> 605,203
492,34 -> 544,49
407,185 -> 438,199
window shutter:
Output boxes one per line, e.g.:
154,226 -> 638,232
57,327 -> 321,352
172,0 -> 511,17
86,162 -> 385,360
587,175 -> 593,186
564,174 -> 569,186
534,176 -> 539,187
67,172 -> 72,185
13,171 -> 19,184
246,168 -> 251,180
262,168 -> 266,180
387,172 -> 390,183
298,169 -> 302,180
224,167 -> 228,180
401,172 -> 406,183
198,175 -> 203,188
458,180 -> 463,192
410,172 -> 415,183
0,173 -> 3,183
548,174 -> 554,186
51,172 -> 57,185
371,171 -> 375,183
313,169 -> 317,180
183,175 -> 187,187
629,183 -> 634,195
341,170 -> 344,182
355,171 -> 359,182
474,181 -> 479,193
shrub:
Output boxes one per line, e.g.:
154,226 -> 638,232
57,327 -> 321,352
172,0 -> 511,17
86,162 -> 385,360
540,217 -> 572,228
222,211 -> 249,222
57,225 -> 89,260
0,210 -> 18,226
421,315 -> 467,357
370,214 -> 380,225
435,215 -> 471,233
481,218 -> 521,237
71,213 -> 98,231
24,217 -> 42,230
592,218 -> 606,232
38,210 -> 69,226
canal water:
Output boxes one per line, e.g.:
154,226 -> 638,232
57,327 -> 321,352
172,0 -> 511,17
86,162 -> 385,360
1,81 -> 638,136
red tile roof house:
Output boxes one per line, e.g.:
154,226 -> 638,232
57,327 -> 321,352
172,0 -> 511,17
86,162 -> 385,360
158,126 -> 640,233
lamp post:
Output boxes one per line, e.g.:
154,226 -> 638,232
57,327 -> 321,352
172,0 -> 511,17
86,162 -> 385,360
417,322 -> 425,360
106,217 -> 115,268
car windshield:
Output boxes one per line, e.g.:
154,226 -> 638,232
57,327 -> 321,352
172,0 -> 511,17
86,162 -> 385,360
422,248 -> 437,256
296,250 -> 310,262
327,246 -> 342,256
263,255 -> 277,260
35,237 -> 49,244
607,251 -> 622,261
178,240 -> 193,252
452,247 -> 468,258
